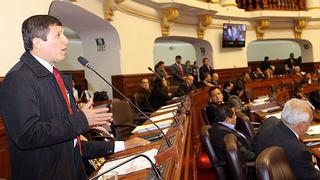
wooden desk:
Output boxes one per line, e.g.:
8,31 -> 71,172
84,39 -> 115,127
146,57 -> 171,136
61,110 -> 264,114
0,115 -> 10,179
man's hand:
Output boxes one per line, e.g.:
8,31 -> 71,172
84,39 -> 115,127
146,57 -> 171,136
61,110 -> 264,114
81,99 -> 113,127
124,137 -> 150,150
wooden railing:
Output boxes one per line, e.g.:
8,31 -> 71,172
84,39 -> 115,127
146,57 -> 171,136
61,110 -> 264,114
236,0 -> 306,11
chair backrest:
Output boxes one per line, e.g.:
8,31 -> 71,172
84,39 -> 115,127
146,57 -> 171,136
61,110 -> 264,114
111,100 -> 135,125
202,106 -> 210,125
256,146 -> 296,180
223,133 -> 247,180
235,116 -> 255,140
200,125 -> 227,180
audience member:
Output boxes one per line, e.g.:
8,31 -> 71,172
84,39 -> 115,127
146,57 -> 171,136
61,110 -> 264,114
222,80 -> 234,102
170,55 -> 185,86
209,104 -> 255,162
260,56 -> 271,72
184,60 -> 192,75
285,52 -> 297,70
206,87 -> 224,124
155,61 -> 168,79
228,83 -> 251,121
72,79 -> 79,102
149,77 -> 172,110
192,61 -> 199,85
175,74 -> 196,97
293,84 -> 307,100
301,72 -> 313,85
211,72 -> 220,86
254,98 -> 320,180
134,78 -> 153,110
199,57 -> 214,80
197,72 -> 214,88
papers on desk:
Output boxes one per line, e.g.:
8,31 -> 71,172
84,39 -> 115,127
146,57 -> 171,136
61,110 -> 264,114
252,97 -> 269,106
261,106 -> 282,113
131,120 -> 173,133
160,102 -> 181,109
97,148 -> 158,179
150,112 -> 174,122
306,125 -> 320,135
156,106 -> 178,113
265,112 -> 282,119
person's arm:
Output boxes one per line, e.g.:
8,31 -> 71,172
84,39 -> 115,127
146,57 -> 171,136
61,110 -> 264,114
0,72 -> 90,149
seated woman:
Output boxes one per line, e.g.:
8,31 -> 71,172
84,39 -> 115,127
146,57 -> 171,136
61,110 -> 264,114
149,77 -> 172,110
228,83 -> 251,121
197,72 -> 214,88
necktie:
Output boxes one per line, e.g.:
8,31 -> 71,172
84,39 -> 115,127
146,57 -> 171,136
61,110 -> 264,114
53,67 -> 83,154
178,64 -> 184,77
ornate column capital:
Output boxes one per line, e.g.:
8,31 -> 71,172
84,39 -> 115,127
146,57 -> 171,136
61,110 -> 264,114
294,19 -> 307,39
160,7 -> 180,36
103,0 -> 125,21
197,14 -> 213,39
255,19 -> 270,40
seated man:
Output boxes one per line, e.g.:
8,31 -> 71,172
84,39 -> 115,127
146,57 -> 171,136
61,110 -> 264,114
206,87 -> 224,124
133,78 -> 153,111
209,104 -> 255,161
175,74 -> 196,97
254,98 -> 320,180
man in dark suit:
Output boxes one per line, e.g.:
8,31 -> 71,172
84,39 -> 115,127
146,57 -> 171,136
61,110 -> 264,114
0,15 -> 148,180
284,52 -> 297,70
199,57 -> 214,81
254,98 -> 320,180
170,55 -> 185,86
209,104 -> 255,162
175,74 -> 196,97
206,87 -> 224,124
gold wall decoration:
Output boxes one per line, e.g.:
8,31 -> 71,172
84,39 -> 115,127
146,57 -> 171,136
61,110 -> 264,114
197,14 -> 213,39
103,0 -> 125,21
255,19 -> 270,40
294,19 -> 307,39
161,8 -> 180,36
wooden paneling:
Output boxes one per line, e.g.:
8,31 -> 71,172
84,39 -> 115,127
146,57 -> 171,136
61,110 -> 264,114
0,115 -> 10,179
215,67 -> 249,83
61,70 -> 87,95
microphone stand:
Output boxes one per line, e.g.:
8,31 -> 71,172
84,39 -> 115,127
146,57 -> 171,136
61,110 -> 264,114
83,64 -> 172,147
89,154 -> 162,180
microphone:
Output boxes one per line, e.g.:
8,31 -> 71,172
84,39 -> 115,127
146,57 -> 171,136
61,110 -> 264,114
89,154 -> 162,180
147,67 -> 162,79
78,56 -> 172,147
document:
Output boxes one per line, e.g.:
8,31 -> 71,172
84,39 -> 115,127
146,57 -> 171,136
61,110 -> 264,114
261,106 -> 281,113
132,120 -> 173,133
159,102 -> 181,109
306,125 -> 320,135
156,106 -> 178,113
265,112 -> 282,119
97,148 -> 158,179
150,112 -> 175,122
252,97 -> 269,106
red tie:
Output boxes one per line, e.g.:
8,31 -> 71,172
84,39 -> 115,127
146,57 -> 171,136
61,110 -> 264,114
178,64 -> 184,77
53,67 -> 83,154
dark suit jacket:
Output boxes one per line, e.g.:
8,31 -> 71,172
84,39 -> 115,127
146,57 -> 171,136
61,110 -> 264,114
174,83 -> 195,97
209,122 -> 255,162
199,65 -> 215,80
206,102 -> 219,124
170,63 -> 184,86
0,52 -> 114,180
253,117 -> 320,180
150,88 -> 171,110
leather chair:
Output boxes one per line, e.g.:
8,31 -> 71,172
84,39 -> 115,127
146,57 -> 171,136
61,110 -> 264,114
202,106 -> 210,125
200,125 -> 227,180
223,133 -> 254,180
256,146 -> 296,180
131,92 -> 154,114
235,116 -> 256,140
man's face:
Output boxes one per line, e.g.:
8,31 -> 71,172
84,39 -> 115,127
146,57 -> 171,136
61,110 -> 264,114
186,76 -> 194,86
210,88 -> 223,104
38,25 -> 69,64
176,57 -> 181,64
141,79 -> 150,90
203,59 -> 209,66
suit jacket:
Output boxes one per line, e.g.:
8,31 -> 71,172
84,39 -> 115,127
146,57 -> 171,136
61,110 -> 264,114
253,117 -> 320,180
174,82 -> 195,97
199,65 -> 215,80
150,88 -> 171,110
170,63 -> 184,86
0,52 -> 114,180
206,102 -> 219,124
209,122 -> 255,162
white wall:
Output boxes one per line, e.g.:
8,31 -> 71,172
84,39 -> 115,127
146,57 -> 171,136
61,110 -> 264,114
247,40 -> 302,62
154,42 -> 196,66
55,39 -> 84,70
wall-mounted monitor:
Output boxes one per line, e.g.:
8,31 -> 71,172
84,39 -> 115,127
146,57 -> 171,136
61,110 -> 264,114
222,23 -> 246,48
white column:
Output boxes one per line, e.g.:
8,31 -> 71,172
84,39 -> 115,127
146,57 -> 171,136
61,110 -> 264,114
220,0 -> 237,7
306,0 -> 320,10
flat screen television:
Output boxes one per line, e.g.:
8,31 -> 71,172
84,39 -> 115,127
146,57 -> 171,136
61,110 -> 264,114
222,23 -> 246,48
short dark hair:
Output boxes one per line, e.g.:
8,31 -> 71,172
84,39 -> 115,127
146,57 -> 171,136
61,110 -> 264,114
175,55 -> 182,59
230,82 -> 244,96
209,86 -> 221,97
22,15 -> 62,51
215,104 -> 234,122
203,57 -> 208,63
223,80 -> 233,89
